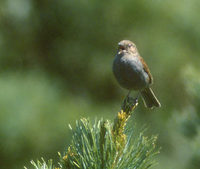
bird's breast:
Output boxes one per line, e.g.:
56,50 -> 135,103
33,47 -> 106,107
113,54 -> 149,90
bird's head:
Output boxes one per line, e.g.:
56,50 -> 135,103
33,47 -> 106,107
118,40 -> 137,54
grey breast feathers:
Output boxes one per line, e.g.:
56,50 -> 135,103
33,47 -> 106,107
113,53 -> 149,90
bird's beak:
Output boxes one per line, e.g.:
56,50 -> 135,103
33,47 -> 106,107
118,43 -> 125,50
117,45 -> 125,55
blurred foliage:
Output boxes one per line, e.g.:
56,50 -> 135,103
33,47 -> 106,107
0,0 -> 200,168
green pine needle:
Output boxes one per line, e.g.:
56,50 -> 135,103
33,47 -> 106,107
27,96 -> 159,169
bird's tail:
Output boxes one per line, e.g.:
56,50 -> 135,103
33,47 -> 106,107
141,87 -> 161,108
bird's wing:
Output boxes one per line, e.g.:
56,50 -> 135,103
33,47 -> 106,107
139,56 -> 153,84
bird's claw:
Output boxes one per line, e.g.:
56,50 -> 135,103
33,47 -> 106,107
122,93 -> 138,114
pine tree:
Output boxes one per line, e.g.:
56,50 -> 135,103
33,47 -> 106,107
26,96 -> 159,169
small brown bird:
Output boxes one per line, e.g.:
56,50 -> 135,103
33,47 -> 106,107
113,40 -> 161,108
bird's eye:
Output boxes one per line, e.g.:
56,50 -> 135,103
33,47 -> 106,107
128,44 -> 132,47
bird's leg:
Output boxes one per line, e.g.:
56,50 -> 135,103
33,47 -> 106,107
126,91 -> 131,102
122,91 -> 131,110
122,91 -> 138,113
127,90 -> 131,97
129,92 -> 139,108
135,92 -> 140,103
125,91 -> 139,104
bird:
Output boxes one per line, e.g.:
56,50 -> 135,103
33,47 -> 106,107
113,40 -> 161,108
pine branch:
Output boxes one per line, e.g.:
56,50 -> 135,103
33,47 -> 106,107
28,96 -> 159,169
25,158 -> 55,169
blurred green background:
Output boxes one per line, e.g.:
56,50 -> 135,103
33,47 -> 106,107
0,0 -> 200,168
